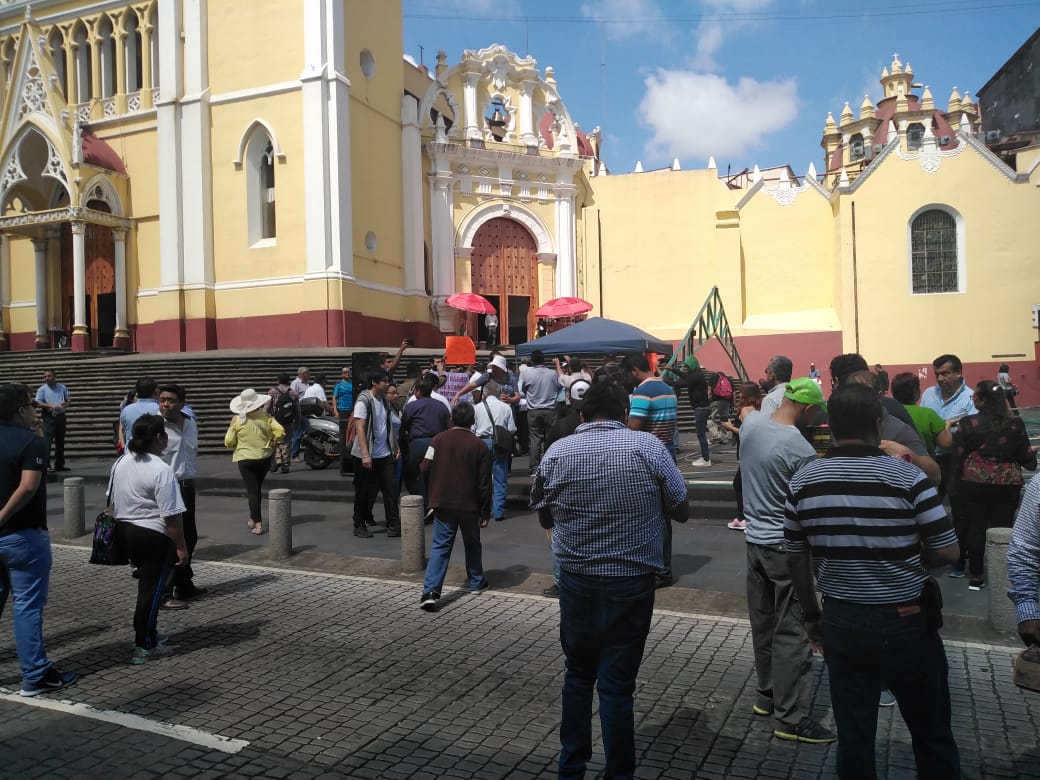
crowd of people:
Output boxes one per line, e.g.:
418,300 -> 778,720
0,347 -> 1036,780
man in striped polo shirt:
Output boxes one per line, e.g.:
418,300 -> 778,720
785,383 -> 961,780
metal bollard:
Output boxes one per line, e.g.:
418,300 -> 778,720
63,477 -> 85,539
986,526 -> 1015,633
267,489 -> 293,559
400,494 -> 425,574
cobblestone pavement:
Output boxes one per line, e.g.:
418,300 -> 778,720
0,548 -> 1037,779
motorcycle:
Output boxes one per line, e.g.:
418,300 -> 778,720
299,400 -> 341,470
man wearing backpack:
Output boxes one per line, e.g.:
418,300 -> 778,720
267,373 -> 298,474
710,371 -> 734,437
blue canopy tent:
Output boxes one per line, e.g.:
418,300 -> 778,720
515,317 -> 672,358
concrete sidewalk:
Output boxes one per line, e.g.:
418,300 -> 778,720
0,548 -> 1035,779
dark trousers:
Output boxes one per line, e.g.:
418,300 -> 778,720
41,413 -> 66,470
404,437 -> 432,508
558,571 -> 656,780
116,522 -> 175,650
733,470 -> 744,521
352,455 -> 400,530
745,542 -> 811,728
823,598 -> 961,780
954,481 -> 1021,578
237,458 -> 270,523
528,408 -> 555,471
515,409 -> 529,455
170,480 -> 196,591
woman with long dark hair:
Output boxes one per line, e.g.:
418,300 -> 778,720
721,382 -> 763,531
110,414 -> 188,663
952,380 -> 1036,590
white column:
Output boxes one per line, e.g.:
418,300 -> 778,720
462,72 -> 481,142
0,234 -> 8,339
519,81 -> 536,147
555,186 -> 577,297
401,93 -> 424,294
429,171 -> 455,297
157,0 -> 184,287
302,0 -> 352,276
32,237 -> 48,343
113,228 -> 128,337
179,0 -> 214,287
70,224 -> 87,335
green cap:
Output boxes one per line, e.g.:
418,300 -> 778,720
784,377 -> 827,410
683,355 -> 700,371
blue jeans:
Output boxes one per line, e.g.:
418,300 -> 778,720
291,417 -> 308,457
558,570 -> 656,780
422,512 -> 487,594
693,406 -> 710,461
483,439 -> 510,519
0,528 -> 54,684
823,598 -> 961,780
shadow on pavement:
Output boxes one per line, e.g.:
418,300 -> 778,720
672,553 -> 711,577
188,573 -> 280,598
489,563 -> 532,589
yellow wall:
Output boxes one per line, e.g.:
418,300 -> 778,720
207,3 -> 304,95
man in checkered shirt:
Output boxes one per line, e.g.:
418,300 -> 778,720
531,381 -> 688,780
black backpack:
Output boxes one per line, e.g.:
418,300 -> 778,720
272,391 -> 297,425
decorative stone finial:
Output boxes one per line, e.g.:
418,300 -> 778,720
824,112 -> 837,133
634,161 -> 643,173
859,94 -> 875,120
807,161 -> 817,179
752,165 -> 761,184
840,101 -> 854,124
435,50 -> 447,78
920,85 -> 934,110
545,66 -> 556,87
707,156 -> 716,170
839,167 -> 850,186
948,86 -> 961,112
672,158 -> 681,171
891,53 -> 902,73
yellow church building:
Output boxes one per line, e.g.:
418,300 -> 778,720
0,2 -> 1035,402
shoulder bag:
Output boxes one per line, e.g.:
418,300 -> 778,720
482,398 -> 514,454
90,458 -> 130,565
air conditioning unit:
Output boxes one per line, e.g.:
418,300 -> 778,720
872,144 -> 885,155
986,130 -> 1002,141
938,135 -> 951,145
850,140 -> 865,159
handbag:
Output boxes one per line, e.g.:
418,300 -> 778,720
89,510 -> 129,565
482,399 -> 515,454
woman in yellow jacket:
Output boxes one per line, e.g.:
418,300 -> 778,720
225,389 -> 284,535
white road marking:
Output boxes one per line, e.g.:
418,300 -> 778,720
0,689 -> 250,754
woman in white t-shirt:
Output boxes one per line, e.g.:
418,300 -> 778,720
110,414 -> 188,665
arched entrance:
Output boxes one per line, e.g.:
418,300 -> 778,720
470,217 -> 538,345
61,200 -> 115,348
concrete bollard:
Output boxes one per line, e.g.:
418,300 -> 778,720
63,477 -> 85,539
400,494 -> 425,574
986,526 -> 1016,633
268,489 -> 293,559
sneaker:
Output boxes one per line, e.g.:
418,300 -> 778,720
386,528 -> 401,538
968,579 -> 985,591
543,584 -> 561,598
947,564 -> 966,578
173,584 -> 207,600
727,518 -> 747,531
752,697 -> 774,716
469,581 -> 489,594
690,458 -> 711,467
773,718 -> 837,744
879,689 -> 897,707
353,526 -> 374,538
20,666 -> 77,697
419,591 -> 440,611
131,644 -> 176,665
159,598 -> 189,610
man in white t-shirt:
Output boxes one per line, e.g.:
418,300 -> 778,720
302,373 -> 334,415
159,384 -> 204,602
349,372 -> 400,539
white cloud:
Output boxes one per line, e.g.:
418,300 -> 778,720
581,0 -> 668,42
639,69 -> 801,161
692,0 -> 774,71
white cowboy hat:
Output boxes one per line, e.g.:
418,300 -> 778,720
490,355 -> 508,373
230,388 -> 270,418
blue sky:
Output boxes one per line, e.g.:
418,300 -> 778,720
403,1 -> 1040,178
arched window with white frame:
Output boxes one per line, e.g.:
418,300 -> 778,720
909,206 -> 964,294
73,23 -> 92,103
98,16 -> 116,98
244,128 -> 277,244
48,29 -> 67,100
124,10 -> 142,94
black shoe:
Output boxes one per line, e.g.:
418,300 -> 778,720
55,465 -> 70,472
654,575 -> 674,589
494,517 -> 505,523
386,528 -> 401,538
21,666 -> 77,697
968,579 -> 986,591
774,718 -> 837,744
173,584 -> 207,600
281,465 -> 290,474
420,591 -> 440,611
130,565 -> 139,579
353,526 -> 373,538
542,584 -> 560,598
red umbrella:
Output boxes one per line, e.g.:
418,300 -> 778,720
445,292 -> 497,314
536,296 -> 593,318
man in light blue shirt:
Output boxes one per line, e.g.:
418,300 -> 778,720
34,370 -> 70,472
522,350 -> 560,473
919,353 -> 977,578
118,377 -> 160,450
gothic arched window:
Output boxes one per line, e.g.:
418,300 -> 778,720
244,128 -> 277,244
